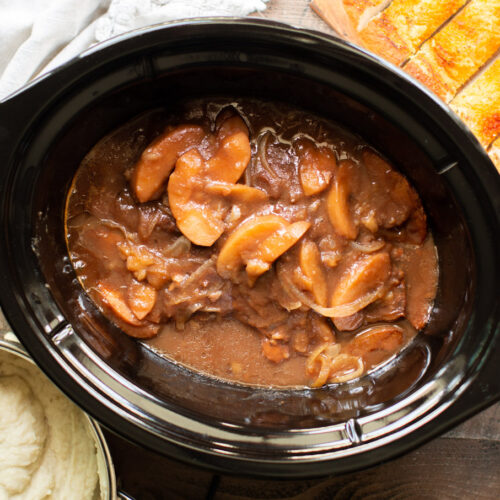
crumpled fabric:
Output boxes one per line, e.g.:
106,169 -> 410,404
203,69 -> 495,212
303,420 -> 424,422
0,0 -> 268,100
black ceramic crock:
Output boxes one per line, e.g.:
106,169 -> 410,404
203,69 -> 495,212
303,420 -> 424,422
0,19 -> 498,478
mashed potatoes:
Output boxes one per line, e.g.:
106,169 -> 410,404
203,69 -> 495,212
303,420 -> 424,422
0,349 -> 100,500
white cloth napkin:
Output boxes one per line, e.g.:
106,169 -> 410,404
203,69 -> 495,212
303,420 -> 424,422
0,0 -> 269,101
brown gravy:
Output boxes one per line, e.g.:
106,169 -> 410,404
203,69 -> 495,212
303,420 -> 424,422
65,98 -> 438,388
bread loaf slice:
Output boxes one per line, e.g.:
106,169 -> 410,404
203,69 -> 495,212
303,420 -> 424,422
451,58 -> 500,148
403,0 -> 500,102
310,0 -> 390,42
488,137 -> 500,171
359,0 -> 467,66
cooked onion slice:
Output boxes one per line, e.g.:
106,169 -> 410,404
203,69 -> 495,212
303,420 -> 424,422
257,131 -> 279,180
306,343 -> 342,388
350,239 -> 386,253
348,324 -> 404,356
163,235 -> 191,257
327,160 -> 358,239
329,354 -> 364,383
278,267 -> 385,318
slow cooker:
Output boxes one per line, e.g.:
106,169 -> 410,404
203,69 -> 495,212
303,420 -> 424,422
0,19 -> 498,477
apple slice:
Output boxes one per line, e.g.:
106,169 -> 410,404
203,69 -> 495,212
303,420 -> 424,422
247,221 -> 311,278
168,149 -> 225,246
207,131 -> 251,183
217,114 -> 249,140
295,138 -> 336,196
96,282 -> 141,325
131,124 -> 205,203
128,282 -> 157,320
331,252 -> 391,307
327,160 -> 358,239
299,240 -> 328,307
348,325 -> 403,356
204,181 -> 268,202
217,215 -> 288,279
178,209 -> 225,247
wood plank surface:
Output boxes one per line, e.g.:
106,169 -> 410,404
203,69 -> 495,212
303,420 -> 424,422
252,0 -> 337,34
214,436 -> 500,500
101,404 -> 500,500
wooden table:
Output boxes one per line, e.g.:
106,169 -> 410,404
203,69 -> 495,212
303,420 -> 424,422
104,403 -> 500,499
1,1 -> 499,498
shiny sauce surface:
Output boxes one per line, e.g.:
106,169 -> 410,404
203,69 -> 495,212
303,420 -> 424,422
65,99 -> 438,388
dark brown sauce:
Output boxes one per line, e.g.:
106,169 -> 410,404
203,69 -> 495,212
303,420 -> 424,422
65,98 -> 438,388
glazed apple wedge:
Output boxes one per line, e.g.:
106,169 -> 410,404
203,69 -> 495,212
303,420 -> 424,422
206,131 -> 251,183
131,124 -> 205,203
298,240 -> 328,307
96,282 -> 142,326
168,149 -> 227,247
246,221 -> 311,279
327,160 -> 358,239
167,114 -> 253,246
204,181 -> 267,202
331,252 -> 391,308
295,138 -> 335,196
217,215 -> 289,279
217,216 -> 310,281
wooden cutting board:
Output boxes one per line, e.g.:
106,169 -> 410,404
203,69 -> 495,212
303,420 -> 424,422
311,0 -> 500,172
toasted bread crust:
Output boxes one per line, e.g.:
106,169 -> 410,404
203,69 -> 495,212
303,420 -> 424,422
488,137 -> 500,173
311,0 -> 388,42
403,0 -> 500,102
385,0 -> 467,52
359,14 -> 410,65
451,58 -> 500,147
343,0 -> 390,30
359,0 -> 467,66
403,53 -> 449,100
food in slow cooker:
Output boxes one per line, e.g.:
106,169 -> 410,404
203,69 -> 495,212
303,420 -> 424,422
65,99 -> 438,388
